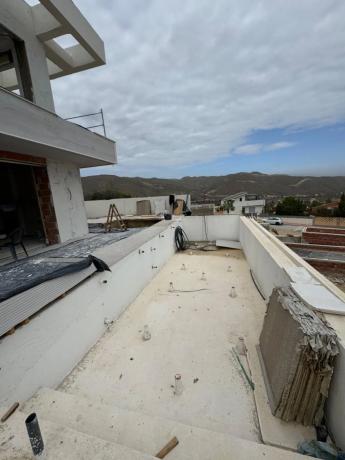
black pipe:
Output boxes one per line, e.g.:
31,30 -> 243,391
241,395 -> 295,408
25,412 -> 44,456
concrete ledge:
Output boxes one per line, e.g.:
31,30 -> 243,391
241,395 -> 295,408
0,87 -> 116,167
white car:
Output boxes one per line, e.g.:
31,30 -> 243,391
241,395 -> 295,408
262,216 -> 283,225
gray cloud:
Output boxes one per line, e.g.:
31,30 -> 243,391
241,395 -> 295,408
234,142 -> 295,155
51,0 -> 345,176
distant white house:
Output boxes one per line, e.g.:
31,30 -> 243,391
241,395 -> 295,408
221,192 -> 265,216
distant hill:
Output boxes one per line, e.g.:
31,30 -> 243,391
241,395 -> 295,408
82,172 -> 345,202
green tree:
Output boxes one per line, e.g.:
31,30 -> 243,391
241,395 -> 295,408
86,190 -> 131,200
335,193 -> 345,217
223,199 -> 234,213
275,197 -> 307,216
315,207 -> 333,217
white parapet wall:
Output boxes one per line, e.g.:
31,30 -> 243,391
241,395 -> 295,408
180,215 -> 240,241
239,217 -> 345,450
0,221 -> 177,407
85,195 -> 191,219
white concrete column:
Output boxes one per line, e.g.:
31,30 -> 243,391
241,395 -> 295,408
47,160 -> 88,242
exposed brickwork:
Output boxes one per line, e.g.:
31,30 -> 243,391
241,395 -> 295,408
307,259 -> 345,273
306,227 -> 345,235
0,151 -> 46,166
287,243 -> 345,253
33,166 -> 59,245
302,231 -> 345,247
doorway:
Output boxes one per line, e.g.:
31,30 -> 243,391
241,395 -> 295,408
0,162 -> 45,262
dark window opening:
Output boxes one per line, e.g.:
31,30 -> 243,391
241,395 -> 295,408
0,24 -> 33,101
0,163 -> 46,261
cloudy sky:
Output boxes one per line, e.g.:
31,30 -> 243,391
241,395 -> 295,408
52,0 -> 345,178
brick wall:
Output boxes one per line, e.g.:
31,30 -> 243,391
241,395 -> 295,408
0,151 -> 59,245
307,259 -> 345,273
33,166 -> 59,245
306,226 -> 345,235
287,242 -> 345,253
302,231 -> 345,246
0,151 -> 46,166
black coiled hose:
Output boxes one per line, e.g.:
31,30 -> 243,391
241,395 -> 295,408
175,226 -> 190,251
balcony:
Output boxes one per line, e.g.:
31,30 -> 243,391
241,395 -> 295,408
0,87 -> 116,167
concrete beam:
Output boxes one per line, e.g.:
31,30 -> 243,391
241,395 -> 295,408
44,40 -> 74,71
32,3 -> 67,41
39,0 -> 105,65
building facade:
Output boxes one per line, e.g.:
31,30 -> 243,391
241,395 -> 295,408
0,0 -> 116,245
221,192 -> 265,216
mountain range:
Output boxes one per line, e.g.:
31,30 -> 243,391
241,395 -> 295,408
82,172 -> 345,202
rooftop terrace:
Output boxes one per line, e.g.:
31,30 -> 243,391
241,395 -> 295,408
1,216 -> 345,458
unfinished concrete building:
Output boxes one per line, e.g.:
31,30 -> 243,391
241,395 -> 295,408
1,2 -> 345,460
0,0 -> 116,256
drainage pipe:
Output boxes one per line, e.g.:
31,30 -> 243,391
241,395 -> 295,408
25,412 -> 44,456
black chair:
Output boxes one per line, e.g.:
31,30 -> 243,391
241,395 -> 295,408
0,227 -> 28,260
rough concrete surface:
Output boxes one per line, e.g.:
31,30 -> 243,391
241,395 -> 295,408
60,250 -> 265,442
0,250 -> 311,459
0,401 -> 307,460
0,409 -> 155,460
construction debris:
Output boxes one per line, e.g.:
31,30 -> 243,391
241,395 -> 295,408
259,286 -> 339,426
232,348 -> 255,391
1,402 -> 19,423
216,239 -> 242,249
155,436 -> 179,458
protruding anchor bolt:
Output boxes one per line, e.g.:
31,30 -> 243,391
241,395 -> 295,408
174,374 -> 183,395
201,272 -> 206,281
142,324 -> 151,341
169,281 -> 174,292
236,336 -> 247,356
227,265 -> 232,272
181,263 -> 186,271
104,318 -> 114,330
189,251 -> 193,255
229,286 -> 237,298
25,413 -> 44,457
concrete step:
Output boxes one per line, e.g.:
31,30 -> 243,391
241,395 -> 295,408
21,387 -> 305,459
0,406 -> 155,460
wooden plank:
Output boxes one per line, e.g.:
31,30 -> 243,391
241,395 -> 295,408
155,436 -> 179,459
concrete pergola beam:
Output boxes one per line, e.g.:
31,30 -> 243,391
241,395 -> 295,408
38,0 -> 105,64
31,0 -> 106,79
32,4 -> 67,41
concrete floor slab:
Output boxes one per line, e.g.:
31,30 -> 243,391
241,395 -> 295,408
21,387 -> 304,460
0,409 -> 155,460
60,250 -> 266,442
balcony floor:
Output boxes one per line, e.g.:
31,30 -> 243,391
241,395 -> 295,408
60,249 -> 267,442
